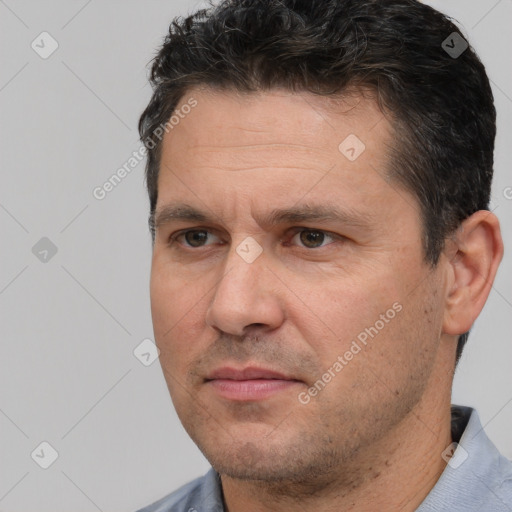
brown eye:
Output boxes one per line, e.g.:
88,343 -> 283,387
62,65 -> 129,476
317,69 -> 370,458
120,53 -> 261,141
183,230 -> 210,247
299,230 -> 326,248
291,229 -> 336,249
170,230 -> 220,248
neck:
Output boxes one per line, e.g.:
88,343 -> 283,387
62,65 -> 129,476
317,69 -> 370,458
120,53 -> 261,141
220,382 -> 453,512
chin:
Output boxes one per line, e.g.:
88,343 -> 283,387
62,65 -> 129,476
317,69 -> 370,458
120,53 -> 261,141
207,444 -> 306,482
194,428 -> 342,485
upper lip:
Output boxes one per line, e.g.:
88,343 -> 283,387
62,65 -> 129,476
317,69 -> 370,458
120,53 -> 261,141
205,366 -> 298,381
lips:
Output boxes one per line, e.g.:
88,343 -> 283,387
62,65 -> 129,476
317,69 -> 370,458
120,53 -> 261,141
205,366 -> 296,382
204,366 -> 301,401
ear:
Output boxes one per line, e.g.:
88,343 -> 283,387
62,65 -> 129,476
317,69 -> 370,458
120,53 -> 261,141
442,210 -> 504,336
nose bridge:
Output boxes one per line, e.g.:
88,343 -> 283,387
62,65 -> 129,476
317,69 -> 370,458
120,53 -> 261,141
205,239 -> 284,335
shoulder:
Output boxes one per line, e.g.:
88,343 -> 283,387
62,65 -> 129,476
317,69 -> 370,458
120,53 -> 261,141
418,406 -> 512,511
135,468 -> 223,512
462,406 -> 512,505
482,436 -> 512,509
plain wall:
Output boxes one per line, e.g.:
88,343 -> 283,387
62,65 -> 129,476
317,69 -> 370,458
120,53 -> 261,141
0,1 -> 510,510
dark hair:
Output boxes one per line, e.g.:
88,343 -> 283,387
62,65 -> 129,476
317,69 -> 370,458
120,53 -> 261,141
139,0 -> 496,362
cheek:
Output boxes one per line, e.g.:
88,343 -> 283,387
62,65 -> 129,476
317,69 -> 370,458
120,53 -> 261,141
150,254 -> 203,327
289,271 -> 403,359
150,261 -> 207,369
150,263 -> 176,338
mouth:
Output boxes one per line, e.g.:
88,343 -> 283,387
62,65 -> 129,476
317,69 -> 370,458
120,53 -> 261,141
204,366 -> 302,401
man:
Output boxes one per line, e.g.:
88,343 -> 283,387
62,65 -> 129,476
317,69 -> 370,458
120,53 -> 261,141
136,0 -> 511,510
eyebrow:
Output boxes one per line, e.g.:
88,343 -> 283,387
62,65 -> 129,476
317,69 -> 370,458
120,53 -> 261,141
151,202 -> 375,233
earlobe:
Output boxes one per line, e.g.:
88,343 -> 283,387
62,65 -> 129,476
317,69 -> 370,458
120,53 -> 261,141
442,211 -> 504,336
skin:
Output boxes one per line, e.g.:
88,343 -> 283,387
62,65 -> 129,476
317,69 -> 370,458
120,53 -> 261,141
150,86 -> 503,511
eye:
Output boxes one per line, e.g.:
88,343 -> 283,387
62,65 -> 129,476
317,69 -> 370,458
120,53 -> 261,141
170,229 -> 221,248
289,229 -> 338,249
168,228 -> 341,250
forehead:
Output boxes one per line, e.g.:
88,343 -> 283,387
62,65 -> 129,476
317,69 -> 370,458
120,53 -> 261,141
163,86 -> 391,169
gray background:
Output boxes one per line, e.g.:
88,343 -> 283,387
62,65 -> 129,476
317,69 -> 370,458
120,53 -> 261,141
0,1 -> 510,511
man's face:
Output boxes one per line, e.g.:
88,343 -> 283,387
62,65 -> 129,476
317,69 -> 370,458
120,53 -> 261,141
150,87 -> 448,483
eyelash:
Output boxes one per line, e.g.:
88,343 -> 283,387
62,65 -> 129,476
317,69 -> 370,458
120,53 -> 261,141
168,228 -> 342,250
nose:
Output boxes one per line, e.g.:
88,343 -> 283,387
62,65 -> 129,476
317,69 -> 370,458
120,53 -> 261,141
205,243 -> 285,337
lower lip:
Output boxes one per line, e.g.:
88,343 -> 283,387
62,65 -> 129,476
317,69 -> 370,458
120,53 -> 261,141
207,379 -> 299,401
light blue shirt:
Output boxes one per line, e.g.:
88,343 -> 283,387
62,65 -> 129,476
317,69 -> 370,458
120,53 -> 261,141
137,406 -> 512,511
